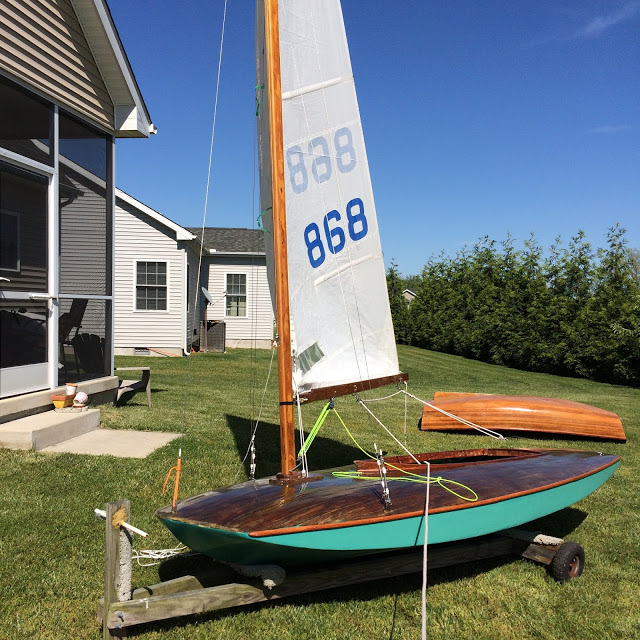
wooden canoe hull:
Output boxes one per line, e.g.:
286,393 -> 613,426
419,393 -> 626,441
157,448 -> 620,566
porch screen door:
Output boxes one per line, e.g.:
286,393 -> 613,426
0,162 -> 51,398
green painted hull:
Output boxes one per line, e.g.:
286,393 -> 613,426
158,456 -> 619,567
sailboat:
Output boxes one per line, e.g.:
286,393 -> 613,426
157,0 -> 620,567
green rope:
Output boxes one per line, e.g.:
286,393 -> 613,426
331,469 -> 478,502
257,206 -> 272,232
296,402 -> 478,502
255,83 -> 264,116
331,408 -> 478,502
298,401 -> 332,458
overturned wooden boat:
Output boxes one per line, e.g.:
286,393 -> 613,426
419,392 -> 626,442
157,448 -> 620,566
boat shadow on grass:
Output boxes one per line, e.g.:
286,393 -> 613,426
225,413 -> 367,477
143,507 -> 588,634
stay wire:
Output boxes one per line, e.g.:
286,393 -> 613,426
234,344 -> 276,483
356,397 -> 420,463
179,0 -> 228,450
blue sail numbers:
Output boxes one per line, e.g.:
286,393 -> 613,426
276,0 -> 400,392
287,127 -> 367,269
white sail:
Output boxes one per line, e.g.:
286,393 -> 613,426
259,0 -> 400,395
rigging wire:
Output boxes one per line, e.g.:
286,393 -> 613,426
179,0 -> 229,445
402,390 -> 505,440
356,396 -> 420,463
234,344 -> 277,483
190,0 -> 228,339
160,1 -> 230,508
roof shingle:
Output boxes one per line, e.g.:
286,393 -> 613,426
187,227 -> 266,254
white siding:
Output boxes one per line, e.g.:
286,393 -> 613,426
204,256 -> 273,347
114,199 -> 186,351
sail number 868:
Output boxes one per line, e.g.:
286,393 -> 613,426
304,197 -> 368,269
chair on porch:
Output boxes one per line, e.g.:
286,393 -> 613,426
59,298 -> 88,374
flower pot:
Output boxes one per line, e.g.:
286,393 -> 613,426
51,393 -> 75,409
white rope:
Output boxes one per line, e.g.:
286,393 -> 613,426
402,391 -> 505,440
421,460 -> 431,640
132,544 -> 190,567
359,389 -> 405,403
356,398 -> 421,464
403,380 -> 408,447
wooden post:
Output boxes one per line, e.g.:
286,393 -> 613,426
103,500 -> 132,639
264,0 -> 297,479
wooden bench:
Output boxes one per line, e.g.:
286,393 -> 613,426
116,367 -> 151,407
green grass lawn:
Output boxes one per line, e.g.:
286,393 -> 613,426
0,345 -> 638,639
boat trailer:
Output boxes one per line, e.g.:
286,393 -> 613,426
96,500 -> 586,637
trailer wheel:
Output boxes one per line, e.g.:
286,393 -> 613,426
550,542 -> 585,583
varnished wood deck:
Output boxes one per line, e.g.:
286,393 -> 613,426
157,449 -> 620,535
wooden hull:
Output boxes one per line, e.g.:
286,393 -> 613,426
419,393 -> 626,442
157,448 -> 620,566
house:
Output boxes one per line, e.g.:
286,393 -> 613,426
112,192 -> 273,355
402,289 -> 417,304
114,189 -> 198,356
188,227 -> 274,350
0,0 -> 153,407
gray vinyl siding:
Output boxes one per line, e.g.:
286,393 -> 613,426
59,169 -> 108,296
114,199 -> 186,350
0,0 -> 114,130
203,256 -> 273,345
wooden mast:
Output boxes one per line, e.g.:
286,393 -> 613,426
264,0 -> 297,480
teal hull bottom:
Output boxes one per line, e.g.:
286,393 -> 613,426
159,461 -> 619,567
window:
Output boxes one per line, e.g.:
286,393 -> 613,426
226,274 -> 247,317
0,164 -> 48,288
136,262 -> 167,310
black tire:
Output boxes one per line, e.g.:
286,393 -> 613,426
550,541 -> 585,583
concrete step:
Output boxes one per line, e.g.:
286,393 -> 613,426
42,429 -> 182,458
0,408 -> 100,451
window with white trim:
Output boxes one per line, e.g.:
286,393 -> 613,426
225,273 -> 247,317
136,261 -> 167,310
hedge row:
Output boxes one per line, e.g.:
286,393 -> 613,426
388,226 -> 640,387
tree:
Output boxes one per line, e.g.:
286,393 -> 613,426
576,225 -> 640,385
627,248 -> 640,284
386,260 -> 410,344
405,228 -> 639,387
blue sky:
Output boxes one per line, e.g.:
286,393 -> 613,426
110,1 -> 639,276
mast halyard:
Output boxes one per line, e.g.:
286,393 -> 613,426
264,0 -> 297,480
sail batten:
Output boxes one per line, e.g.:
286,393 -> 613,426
282,75 -> 352,101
